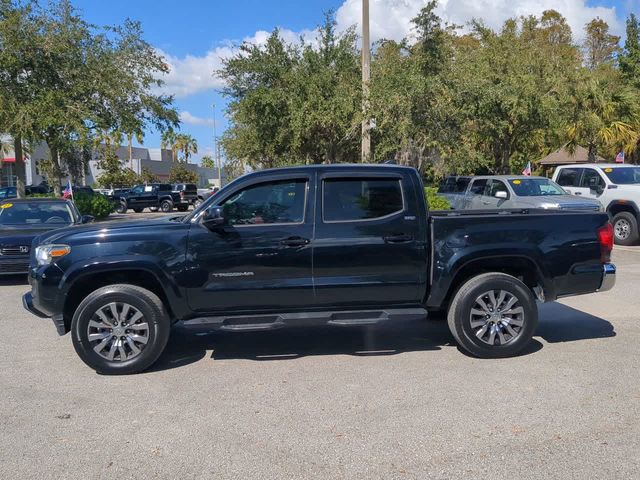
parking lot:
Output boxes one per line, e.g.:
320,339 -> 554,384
0,248 -> 638,479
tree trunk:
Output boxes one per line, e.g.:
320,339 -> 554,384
128,134 -> 133,170
49,144 -> 62,197
588,143 -> 596,162
13,135 -> 27,199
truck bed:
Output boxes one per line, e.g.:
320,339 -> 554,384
426,209 -> 610,307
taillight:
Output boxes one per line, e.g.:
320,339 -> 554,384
597,223 -> 613,263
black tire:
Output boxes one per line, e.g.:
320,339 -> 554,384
133,207 -> 144,213
71,284 -> 170,374
116,201 -> 127,214
194,199 -> 203,209
612,211 -> 639,246
447,273 -> 538,358
160,199 -> 173,213
176,205 -> 188,212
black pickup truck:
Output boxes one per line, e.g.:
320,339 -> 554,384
23,165 -> 616,374
113,183 -> 181,213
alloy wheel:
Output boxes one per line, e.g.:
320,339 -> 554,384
87,302 -> 149,362
469,290 -> 525,346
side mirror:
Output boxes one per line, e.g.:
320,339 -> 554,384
495,191 -> 508,199
81,215 -> 95,224
202,206 -> 225,229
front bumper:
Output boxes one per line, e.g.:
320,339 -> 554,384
22,291 -> 67,335
598,263 -> 616,292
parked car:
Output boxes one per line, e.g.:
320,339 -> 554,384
172,183 -> 198,212
196,186 -> 220,207
553,164 -> 640,245
0,184 -> 50,199
0,199 -> 93,275
23,164 -> 615,374
453,176 -> 602,212
437,176 -> 471,209
112,183 -> 180,213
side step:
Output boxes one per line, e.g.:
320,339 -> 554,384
182,308 -> 427,332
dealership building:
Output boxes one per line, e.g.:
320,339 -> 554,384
1,140 -> 225,189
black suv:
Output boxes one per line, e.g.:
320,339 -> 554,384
113,184 -> 180,213
172,183 -> 198,212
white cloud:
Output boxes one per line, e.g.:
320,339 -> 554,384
335,0 -> 623,42
157,0 -> 624,99
179,111 -> 215,127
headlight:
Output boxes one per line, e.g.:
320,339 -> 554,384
35,244 -> 71,266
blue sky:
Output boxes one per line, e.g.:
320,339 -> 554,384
72,0 -> 637,164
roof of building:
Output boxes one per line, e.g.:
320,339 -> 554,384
538,146 -> 607,166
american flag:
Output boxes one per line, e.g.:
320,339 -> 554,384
62,181 -> 73,199
522,161 -> 532,176
615,151 -> 625,164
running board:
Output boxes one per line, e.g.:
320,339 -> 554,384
182,308 -> 427,332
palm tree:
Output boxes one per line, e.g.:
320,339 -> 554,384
566,75 -> 639,161
176,133 -> 198,163
125,128 -> 144,170
161,129 -> 179,162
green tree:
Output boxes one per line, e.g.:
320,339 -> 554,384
0,0 -> 43,197
220,13 -> 361,168
583,18 -> 621,70
175,133 -> 198,163
200,155 -> 215,169
620,14 -> 640,88
169,163 -> 198,184
161,129 -> 179,162
565,70 -> 639,161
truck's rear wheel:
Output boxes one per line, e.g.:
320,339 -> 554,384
71,285 -> 170,374
612,212 -> 639,246
160,199 -> 173,213
447,273 -> 538,358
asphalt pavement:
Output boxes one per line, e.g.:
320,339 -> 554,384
0,249 -> 638,479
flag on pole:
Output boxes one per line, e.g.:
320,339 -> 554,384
615,151 -> 625,164
522,161 -> 532,176
62,180 -> 73,200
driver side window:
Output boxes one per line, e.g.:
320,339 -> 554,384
221,179 -> 307,226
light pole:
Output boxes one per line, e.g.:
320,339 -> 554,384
361,0 -> 371,163
213,103 -> 221,188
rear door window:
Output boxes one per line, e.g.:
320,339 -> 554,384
556,168 -> 582,187
323,178 -> 404,222
580,169 -> 605,189
468,179 -> 487,195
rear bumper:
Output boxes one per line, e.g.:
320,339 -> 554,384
598,263 -> 616,292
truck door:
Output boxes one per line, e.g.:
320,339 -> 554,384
185,174 -> 314,313
556,168 -> 586,196
312,171 -> 425,308
578,168 -> 607,200
464,178 -> 488,210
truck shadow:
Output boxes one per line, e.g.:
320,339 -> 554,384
149,302 -> 614,372
537,302 -> 616,343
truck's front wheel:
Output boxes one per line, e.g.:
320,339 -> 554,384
71,285 -> 170,374
447,273 -> 538,358
612,212 -> 639,246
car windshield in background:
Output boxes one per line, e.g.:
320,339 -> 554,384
602,167 -> 640,185
0,202 -> 73,225
509,178 -> 565,196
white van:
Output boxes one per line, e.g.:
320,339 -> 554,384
553,163 -> 640,245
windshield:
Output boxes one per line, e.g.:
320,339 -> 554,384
602,167 -> 640,185
509,178 -> 565,196
0,202 -> 74,225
